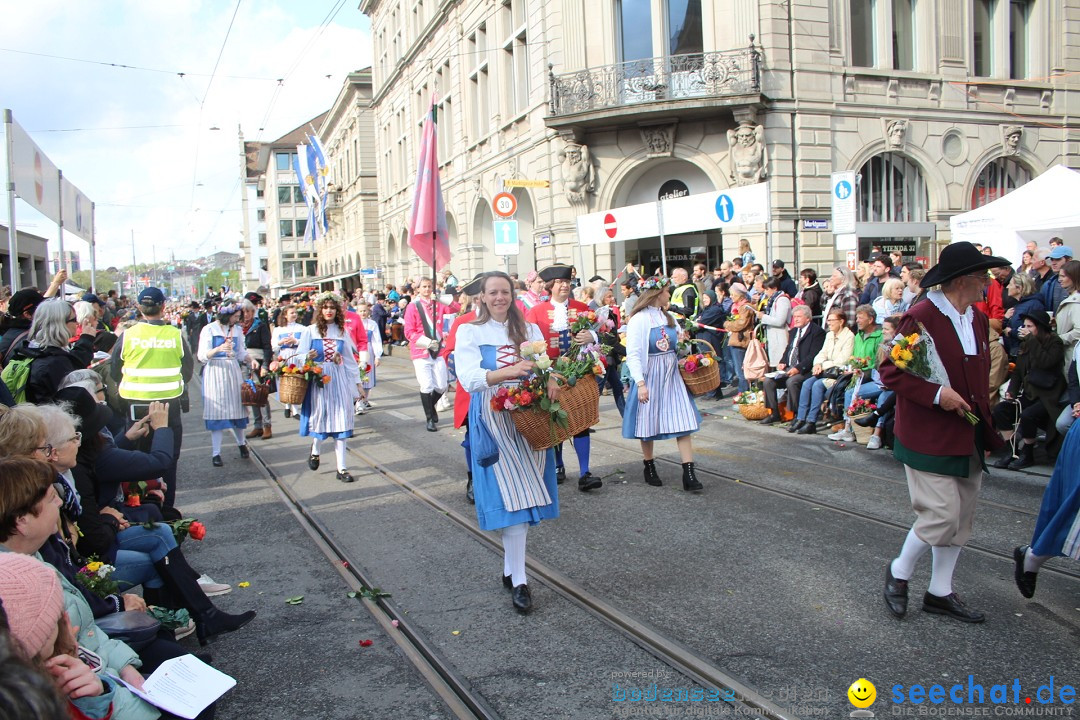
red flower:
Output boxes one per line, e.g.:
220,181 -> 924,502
124,495 -> 141,508
518,391 -> 533,406
187,521 -> 206,541
359,639 -> 373,647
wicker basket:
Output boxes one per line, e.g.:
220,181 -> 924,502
278,374 -> 310,405
678,339 -> 721,396
241,382 -> 270,407
513,376 -> 600,451
849,414 -> 875,444
738,402 -> 770,421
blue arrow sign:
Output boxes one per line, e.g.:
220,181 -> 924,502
834,180 -> 852,200
715,194 -> 734,223
493,220 -> 519,256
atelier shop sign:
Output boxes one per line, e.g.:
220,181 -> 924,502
658,180 -> 690,201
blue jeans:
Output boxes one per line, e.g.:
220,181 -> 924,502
798,377 -> 831,422
720,345 -> 736,385
729,346 -> 749,392
110,523 -> 179,591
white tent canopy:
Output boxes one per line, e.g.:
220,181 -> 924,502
949,164 -> 1080,268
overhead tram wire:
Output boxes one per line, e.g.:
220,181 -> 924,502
0,46 -> 277,81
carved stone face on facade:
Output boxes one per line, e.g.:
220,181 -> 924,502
639,124 -> 676,158
1002,125 -> 1023,155
558,141 -> 597,204
726,122 -> 767,186
886,119 -> 907,148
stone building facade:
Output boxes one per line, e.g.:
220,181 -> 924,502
361,0 -> 1080,283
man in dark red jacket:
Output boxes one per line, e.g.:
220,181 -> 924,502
879,243 -> 1008,624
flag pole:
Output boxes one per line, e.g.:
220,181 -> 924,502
4,109 -> 19,291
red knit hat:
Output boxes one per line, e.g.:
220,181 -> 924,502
0,554 -> 64,658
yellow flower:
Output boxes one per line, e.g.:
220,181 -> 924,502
894,359 -> 908,369
906,333 -> 920,345
86,561 -> 103,573
899,348 -> 913,363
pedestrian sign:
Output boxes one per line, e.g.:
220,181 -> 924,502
831,171 -> 857,235
715,194 -> 735,223
493,220 -> 519,256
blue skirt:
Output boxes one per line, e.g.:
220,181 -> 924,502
1030,421 -> 1080,557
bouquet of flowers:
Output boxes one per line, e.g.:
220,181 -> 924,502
736,389 -> 765,406
887,323 -> 978,425
75,559 -> 119,598
570,310 -> 615,336
679,352 -> 714,375
846,357 -> 873,391
490,341 -> 567,429
846,397 -> 878,417
272,358 -> 331,387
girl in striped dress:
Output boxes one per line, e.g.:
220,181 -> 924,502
198,302 -> 259,466
622,276 -> 703,492
355,301 -> 382,409
297,293 -> 363,483
455,271 -> 561,614
272,306 -> 306,417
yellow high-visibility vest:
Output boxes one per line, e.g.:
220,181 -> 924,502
118,323 -> 185,400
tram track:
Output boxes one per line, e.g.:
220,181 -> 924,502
246,416 -> 799,720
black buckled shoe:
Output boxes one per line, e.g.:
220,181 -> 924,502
787,420 -> 804,434
512,584 -> 532,613
883,564 -> 908,619
502,574 -> 513,590
1013,545 -> 1038,599
643,459 -> 662,486
337,470 -> 355,483
578,472 -> 602,492
211,455 -> 223,468
555,466 -> 566,485
238,444 -> 250,459
921,592 -> 985,623
308,454 -> 320,471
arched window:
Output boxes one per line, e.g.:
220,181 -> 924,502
857,153 -> 928,223
970,157 -> 1032,208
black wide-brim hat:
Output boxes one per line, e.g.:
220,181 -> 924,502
56,386 -> 114,438
459,273 -> 485,297
1020,310 -> 1053,333
539,264 -> 574,282
920,241 -> 1011,289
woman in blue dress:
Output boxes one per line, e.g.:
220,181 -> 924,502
1013,343 -> 1080,598
198,301 -> 259,466
297,293 -> 363,483
622,276 -> 703,492
455,271 -> 561,613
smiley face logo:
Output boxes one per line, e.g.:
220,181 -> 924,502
848,678 -> 877,709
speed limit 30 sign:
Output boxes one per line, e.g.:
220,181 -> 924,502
493,192 -> 517,218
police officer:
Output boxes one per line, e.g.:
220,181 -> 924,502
110,287 -> 194,510
669,267 -> 699,320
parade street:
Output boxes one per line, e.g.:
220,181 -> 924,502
178,350 -> 1079,720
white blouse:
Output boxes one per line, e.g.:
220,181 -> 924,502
624,306 -> 678,385
197,322 -> 248,364
456,319 -> 544,394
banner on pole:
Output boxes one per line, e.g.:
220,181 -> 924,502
61,176 -> 93,242
9,117 -> 61,224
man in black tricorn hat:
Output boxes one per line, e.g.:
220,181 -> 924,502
525,264 -> 603,492
879,242 -> 1009,624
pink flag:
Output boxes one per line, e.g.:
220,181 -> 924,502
408,100 -> 451,272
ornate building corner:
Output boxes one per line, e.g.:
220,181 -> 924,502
557,140 -> 597,206
727,121 -> 767,186
1001,125 -> 1023,156
638,122 -> 677,158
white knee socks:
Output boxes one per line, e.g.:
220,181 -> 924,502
335,439 -> 348,472
501,523 -> 528,587
232,428 -> 245,446
211,430 -> 223,456
311,438 -> 321,456
891,527 -> 930,581
928,545 -> 962,597
1024,548 -> 1050,574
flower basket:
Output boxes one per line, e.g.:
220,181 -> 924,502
512,377 -> 600,451
738,402 -> 770,421
848,414 -> 875,444
279,374 -> 310,405
241,380 -> 270,407
678,340 -> 721,396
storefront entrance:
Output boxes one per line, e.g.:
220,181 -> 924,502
855,222 -> 936,265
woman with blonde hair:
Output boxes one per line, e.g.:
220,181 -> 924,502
738,239 -> 755,268
622,277 -> 702,491
872,278 -> 906,322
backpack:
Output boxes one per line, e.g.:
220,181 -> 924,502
1,352 -> 33,404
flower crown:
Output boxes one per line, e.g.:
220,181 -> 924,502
217,302 -> 239,316
313,291 -> 341,306
638,276 -> 672,292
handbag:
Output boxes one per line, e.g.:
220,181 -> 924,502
94,611 -> 161,652
743,337 -> 769,381
241,378 -> 270,406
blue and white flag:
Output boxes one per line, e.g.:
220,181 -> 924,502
307,132 -> 330,235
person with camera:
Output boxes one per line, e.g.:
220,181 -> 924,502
110,288 -> 193,511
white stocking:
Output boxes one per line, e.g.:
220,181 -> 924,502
335,439 -> 348,472
1024,548 -> 1050,574
891,527 -> 930,581
310,438 -> 321,456
501,523 -> 528,587
927,545 -> 962,597
211,430 -> 223,456
231,428 -> 246,446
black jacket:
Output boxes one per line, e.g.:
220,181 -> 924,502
777,271 -> 798,299
18,334 -> 96,404
0,320 -> 31,362
800,283 -> 824,319
780,322 -> 827,376
1008,333 -> 1067,443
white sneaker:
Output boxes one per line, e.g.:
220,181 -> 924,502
174,619 -> 196,640
828,428 -> 855,442
866,435 -> 882,450
354,399 -> 366,415
435,394 -> 452,411
197,574 -> 231,597
362,399 -> 374,409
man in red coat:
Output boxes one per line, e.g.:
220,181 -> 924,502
879,242 -> 1008,624
525,264 -> 602,491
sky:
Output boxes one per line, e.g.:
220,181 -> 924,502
0,0 -> 372,272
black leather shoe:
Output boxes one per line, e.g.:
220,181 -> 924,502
578,472 -> 602,491
1007,443 -> 1035,470
922,592 -> 985,623
308,454 -> 320,471
426,418 -> 437,432
466,475 -> 475,504
502,574 -> 513,590
555,466 -> 566,485
643,459 -> 662,486
883,564 -> 908,619
284,408 -> 292,419
854,411 -> 879,428
797,422 -> 817,435
993,453 -> 1016,469
512,584 -> 532,613
337,470 -> 355,483
1013,545 -> 1038,599
786,420 -> 804,433
759,413 -> 780,425
238,444 -> 250,459
681,462 -> 703,492
211,455 -> 223,467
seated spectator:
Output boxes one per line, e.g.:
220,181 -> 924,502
992,311 -> 1066,469
760,305 -> 825,425
790,308 -> 854,434
1002,272 -> 1046,357
1055,260 -> 1080,366
1056,345 -> 1080,437
830,313 -> 894,448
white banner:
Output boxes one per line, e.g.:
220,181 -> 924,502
61,176 -> 93,242
9,117 -> 61,224
577,200 -> 660,246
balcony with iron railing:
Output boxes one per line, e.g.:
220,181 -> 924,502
547,39 -> 763,129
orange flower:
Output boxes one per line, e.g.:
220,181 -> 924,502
124,494 -> 141,507
322,375 -> 332,385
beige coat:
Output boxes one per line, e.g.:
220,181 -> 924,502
812,326 -> 855,370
